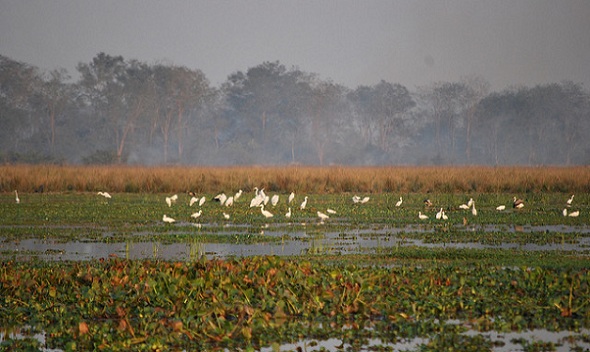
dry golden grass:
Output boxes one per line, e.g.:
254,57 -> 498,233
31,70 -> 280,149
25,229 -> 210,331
1,164 -> 589,194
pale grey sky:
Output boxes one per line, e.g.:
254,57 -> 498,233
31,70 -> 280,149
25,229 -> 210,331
1,0 -> 589,90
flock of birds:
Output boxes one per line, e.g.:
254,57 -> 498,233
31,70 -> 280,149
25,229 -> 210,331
9,188 -> 581,223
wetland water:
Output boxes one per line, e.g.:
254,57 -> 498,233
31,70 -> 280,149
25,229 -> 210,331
2,223 -> 590,261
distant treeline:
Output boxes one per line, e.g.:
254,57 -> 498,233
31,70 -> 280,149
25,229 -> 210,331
1,53 -> 589,166
2,165 -> 589,194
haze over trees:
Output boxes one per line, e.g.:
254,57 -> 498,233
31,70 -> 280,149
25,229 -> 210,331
1,53 -> 589,165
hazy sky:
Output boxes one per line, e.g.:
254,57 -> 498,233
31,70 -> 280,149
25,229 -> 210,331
1,0 -> 589,90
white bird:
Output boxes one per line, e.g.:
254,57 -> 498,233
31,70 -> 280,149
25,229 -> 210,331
418,211 -> 428,220
566,194 -> 574,207
395,197 -> 403,207
223,212 -> 230,220
496,205 -> 506,211
562,208 -> 568,217
214,193 -> 227,205
165,197 -> 173,207
424,199 -> 433,207
467,198 -> 474,207
352,195 -> 361,203
568,210 -> 580,217
199,196 -> 206,207
191,210 -> 202,219
260,205 -> 274,218
327,208 -> 337,214
225,196 -> 234,207
471,203 -> 478,216
459,204 -> 470,210
513,197 -> 524,209
317,211 -> 330,221
300,196 -> 308,210
271,194 -> 279,206
442,211 -> 448,220
97,191 -> 111,199
360,196 -> 370,204
250,194 -> 265,208
436,208 -> 444,220
288,192 -> 295,204
285,207 -> 292,218
234,190 -> 243,201
15,190 -> 20,204
263,195 -> 270,205
189,196 -> 199,207
162,214 -> 175,223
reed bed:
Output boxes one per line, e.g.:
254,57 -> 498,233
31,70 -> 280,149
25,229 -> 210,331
1,164 -> 589,194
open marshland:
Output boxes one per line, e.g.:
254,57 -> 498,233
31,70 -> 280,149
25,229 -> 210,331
1,165 -> 590,351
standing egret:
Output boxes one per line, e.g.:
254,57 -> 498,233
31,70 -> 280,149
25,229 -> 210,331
513,197 -> 524,209
189,197 -> 199,207
562,208 -> 568,217
317,211 -> 329,221
162,214 -> 175,223
166,197 -> 173,207
467,198 -> 474,207
285,207 -> 292,218
271,194 -> 279,206
352,195 -> 361,203
223,212 -> 230,220
97,191 -> 111,199
15,190 -> 20,204
260,205 -> 274,218
288,192 -> 295,204
568,210 -> 580,217
191,210 -> 202,219
199,196 -> 206,206
471,203 -> 477,216
442,211 -> 448,220
395,197 -> 403,207
250,193 -> 264,208
566,194 -> 574,207
170,194 -> 178,202
300,196 -> 308,210
214,193 -> 227,205
436,208 -> 443,220
360,196 -> 370,204
418,211 -> 428,220
496,205 -> 506,211
234,190 -> 243,201
225,196 -> 234,207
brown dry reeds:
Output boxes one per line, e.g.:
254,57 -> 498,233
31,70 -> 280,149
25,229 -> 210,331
1,164 -> 589,194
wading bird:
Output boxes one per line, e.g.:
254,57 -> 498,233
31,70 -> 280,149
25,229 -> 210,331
327,208 -> 337,214
260,205 -> 274,218
234,190 -> 243,201
288,192 -> 295,204
424,199 -> 433,207
191,210 -> 202,219
97,191 -> 111,199
566,194 -> 574,207
285,207 -> 292,218
513,197 -> 525,209
471,203 -> 478,216
199,196 -> 206,207
436,208 -> 444,220
568,210 -> 580,217
189,196 -> 199,207
360,196 -> 370,204
418,211 -> 428,220
317,211 -> 329,221
271,194 -> 279,206
223,212 -> 230,220
442,211 -> 448,220
459,204 -> 470,210
467,198 -> 474,207
395,197 -> 403,207
352,195 -> 361,203
214,193 -> 227,205
496,205 -> 506,211
162,214 -> 175,223
563,208 -> 568,217
225,196 -> 234,207
15,190 -> 20,204
300,196 -> 308,210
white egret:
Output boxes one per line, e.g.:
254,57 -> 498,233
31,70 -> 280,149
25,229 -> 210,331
352,195 -> 361,203
225,196 -> 234,207
170,194 -> 178,202
467,198 -> 474,207
260,205 -> 274,218
360,196 -> 370,204
250,194 -> 264,208
189,196 -> 199,207
285,207 -> 292,218
566,194 -> 574,207
327,208 -> 337,214
234,190 -> 243,200
436,208 -> 443,220
496,205 -> 506,211
300,196 -> 308,210
263,195 -> 270,205
162,214 -> 175,223
223,212 -> 230,220
271,194 -> 279,206
424,199 -> 433,207
191,210 -> 202,219
165,197 -> 172,207
563,208 -> 568,217
199,196 -> 206,206
442,211 -> 448,220
513,197 -> 524,209
471,203 -> 477,216
395,197 -> 403,207
288,192 -> 295,204
317,211 -> 329,221
418,211 -> 428,220
97,191 -> 111,199
459,204 -> 470,210
15,190 -> 20,204
214,193 -> 227,205
568,210 -> 580,217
